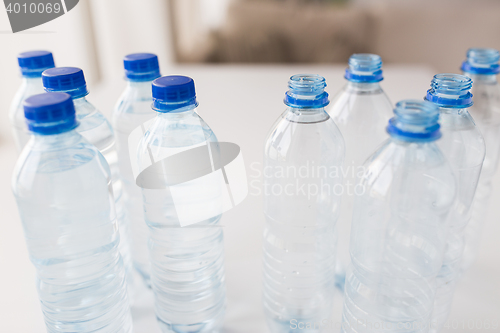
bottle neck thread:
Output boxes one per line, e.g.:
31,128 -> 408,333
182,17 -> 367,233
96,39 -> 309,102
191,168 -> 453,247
344,53 -> 383,83
425,74 -> 473,108
387,100 -> 441,142
461,48 -> 500,75
284,74 -> 329,109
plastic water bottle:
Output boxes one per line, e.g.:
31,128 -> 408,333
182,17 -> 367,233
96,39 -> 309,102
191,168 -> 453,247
329,54 -> 393,289
12,92 -> 133,332
135,76 -> 226,332
425,74 -> 485,331
341,100 -> 456,333
113,53 -> 161,285
263,74 -> 345,332
461,48 -> 500,271
9,50 -> 55,151
41,67 -> 135,298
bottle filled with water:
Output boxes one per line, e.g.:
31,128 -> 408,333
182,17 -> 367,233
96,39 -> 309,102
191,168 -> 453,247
135,76 -> 226,332
113,53 -> 161,285
42,67 -> 135,298
341,100 -> 456,333
461,48 -> 500,271
12,92 -> 133,332
9,50 -> 55,151
329,54 -> 393,288
263,74 -> 345,332
425,74 -> 485,331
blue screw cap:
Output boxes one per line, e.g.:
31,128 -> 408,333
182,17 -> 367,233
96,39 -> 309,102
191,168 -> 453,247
23,92 -> 77,135
17,51 -> 55,77
284,74 -> 330,108
387,100 -> 441,142
42,67 -> 89,99
461,48 -> 500,75
152,75 -> 198,112
345,54 -> 383,83
123,53 -> 161,81
425,74 -> 473,108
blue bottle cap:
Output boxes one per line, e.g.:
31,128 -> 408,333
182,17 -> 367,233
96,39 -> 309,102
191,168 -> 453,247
23,92 -> 78,135
42,67 -> 89,99
425,73 -> 473,108
123,53 -> 161,81
461,48 -> 500,75
152,75 -> 198,112
386,100 -> 441,142
17,51 -> 55,77
284,74 -> 329,108
344,54 -> 384,83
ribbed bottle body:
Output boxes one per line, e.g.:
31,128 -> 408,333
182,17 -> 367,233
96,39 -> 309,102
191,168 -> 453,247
341,139 -> 455,333
263,107 -> 345,333
12,132 -> 133,332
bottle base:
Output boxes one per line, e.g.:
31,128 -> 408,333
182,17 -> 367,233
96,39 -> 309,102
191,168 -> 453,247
157,316 -> 224,333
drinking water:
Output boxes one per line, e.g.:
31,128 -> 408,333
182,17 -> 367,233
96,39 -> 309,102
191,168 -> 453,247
329,54 -> 393,288
263,74 -> 345,333
9,50 -> 55,151
425,74 -> 485,331
42,67 -> 134,298
461,48 -> 500,272
113,53 -> 161,285
135,76 -> 226,332
12,92 -> 133,332
341,100 -> 456,333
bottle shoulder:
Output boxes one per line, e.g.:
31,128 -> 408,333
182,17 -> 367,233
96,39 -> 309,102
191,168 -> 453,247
328,85 -> 393,126
363,139 -> 454,183
9,80 -> 45,123
112,89 -> 155,133
264,109 -> 345,161
74,100 -> 114,140
12,133 -> 109,195
469,82 -> 500,125
141,111 -> 217,148
438,111 -> 486,166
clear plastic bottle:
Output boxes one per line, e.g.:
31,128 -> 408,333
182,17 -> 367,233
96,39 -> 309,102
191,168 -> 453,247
9,50 -> 55,152
113,53 -> 161,285
329,54 -> 393,289
461,48 -> 500,271
42,67 -> 134,299
12,92 -> 133,332
425,74 -> 485,331
136,76 -> 226,333
341,100 -> 456,333
263,74 -> 345,333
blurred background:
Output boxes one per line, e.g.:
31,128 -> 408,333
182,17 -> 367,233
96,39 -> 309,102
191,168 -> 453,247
1,0 -> 500,131
1,0 -> 500,332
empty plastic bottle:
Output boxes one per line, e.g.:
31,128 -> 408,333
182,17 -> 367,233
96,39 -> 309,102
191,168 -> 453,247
425,74 -> 485,331
136,76 -> 226,332
12,92 -> 133,332
329,54 -> 393,288
9,50 -> 55,151
42,67 -> 135,298
461,48 -> 500,271
113,53 -> 161,285
263,74 -> 345,333
341,100 -> 456,333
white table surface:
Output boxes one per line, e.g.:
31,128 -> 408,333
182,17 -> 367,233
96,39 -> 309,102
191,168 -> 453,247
1,65 -> 499,333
